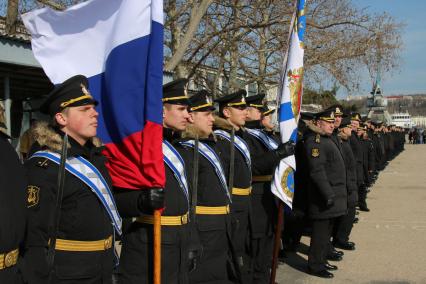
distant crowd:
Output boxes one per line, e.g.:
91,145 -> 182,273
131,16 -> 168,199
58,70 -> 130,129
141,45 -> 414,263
408,128 -> 425,144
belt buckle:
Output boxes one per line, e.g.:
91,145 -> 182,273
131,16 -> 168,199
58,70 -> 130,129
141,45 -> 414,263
4,251 -> 17,268
104,237 -> 112,250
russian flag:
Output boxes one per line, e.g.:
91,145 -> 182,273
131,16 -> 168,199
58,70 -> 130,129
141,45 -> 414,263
22,0 -> 165,189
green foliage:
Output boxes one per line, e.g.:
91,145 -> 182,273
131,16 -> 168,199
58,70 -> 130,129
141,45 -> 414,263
303,85 -> 339,106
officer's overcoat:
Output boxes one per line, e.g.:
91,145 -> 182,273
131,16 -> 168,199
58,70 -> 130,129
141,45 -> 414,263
23,122 -> 114,283
0,133 -> 27,283
304,123 -> 347,220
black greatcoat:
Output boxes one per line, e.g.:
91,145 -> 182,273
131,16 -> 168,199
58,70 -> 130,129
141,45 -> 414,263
0,133 -> 27,284
339,134 -> 358,206
180,126 -> 232,284
349,132 -> 364,187
304,127 -> 347,220
359,137 -> 370,185
243,120 -> 281,284
243,121 -> 281,237
23,123 -> 114,284
332,133 -> 358,244
372,133 -> 383,171
365,137 -> 376,184
118,128 -> 191,284
213,117 -> 252,283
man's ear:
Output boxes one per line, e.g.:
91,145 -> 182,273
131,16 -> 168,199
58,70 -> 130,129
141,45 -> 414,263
54,112 -> 67,127
188,112 -> 195,123
163,106 -> 166,119
223,107 -> 231,119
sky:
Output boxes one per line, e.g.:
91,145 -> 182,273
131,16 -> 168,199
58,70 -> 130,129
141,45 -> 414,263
338,0 -> 426,98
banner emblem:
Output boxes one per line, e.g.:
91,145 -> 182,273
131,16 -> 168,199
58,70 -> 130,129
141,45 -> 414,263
280,167 -> 294,200
288,67 -> 304,118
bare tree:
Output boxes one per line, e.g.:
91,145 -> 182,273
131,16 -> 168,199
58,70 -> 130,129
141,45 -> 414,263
164,0 -> 403,96
9,0 -> 403,96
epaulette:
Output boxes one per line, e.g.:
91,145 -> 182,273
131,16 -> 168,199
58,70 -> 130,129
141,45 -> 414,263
315,134 -> 321,143
36,158 -> 50,169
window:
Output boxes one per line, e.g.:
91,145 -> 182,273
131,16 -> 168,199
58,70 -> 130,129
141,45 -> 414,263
248,83 -> 257,96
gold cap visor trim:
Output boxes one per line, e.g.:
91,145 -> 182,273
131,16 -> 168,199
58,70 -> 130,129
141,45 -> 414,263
162,95 -> 189,102
60,94 -> 93,108
190,103 -> 214,111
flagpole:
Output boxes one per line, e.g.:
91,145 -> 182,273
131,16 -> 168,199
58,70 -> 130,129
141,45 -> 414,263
270,1 -> 300,283
153,209 -> 162,284
276,1 -> 298,108
270,202 -> 284,284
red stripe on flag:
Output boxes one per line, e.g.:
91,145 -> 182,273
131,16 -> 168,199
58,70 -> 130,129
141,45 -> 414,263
103,121 -> 165,190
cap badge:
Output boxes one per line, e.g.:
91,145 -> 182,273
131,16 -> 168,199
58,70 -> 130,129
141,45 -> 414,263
80,84 -> 92,98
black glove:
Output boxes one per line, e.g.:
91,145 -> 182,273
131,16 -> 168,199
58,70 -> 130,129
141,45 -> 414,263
274,140 -> 296,159
326,197 -> 334,208
138,188 -> 165,212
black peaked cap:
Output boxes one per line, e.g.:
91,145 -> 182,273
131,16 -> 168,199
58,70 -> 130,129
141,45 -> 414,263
315,109 -> 335,122
246,93 -> 266,109
262,105 -> 276,116
40,75 -> 98,116
300,112 -> 315,120
351,112 -> 362,122
163,78 -> 189,105
325,104 -> 344,116
339,116 -> 352,128
189,90 -> 215,112
214,89 -> 247,107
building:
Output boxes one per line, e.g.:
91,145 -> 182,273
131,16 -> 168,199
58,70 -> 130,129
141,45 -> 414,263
0,17 -> 52,145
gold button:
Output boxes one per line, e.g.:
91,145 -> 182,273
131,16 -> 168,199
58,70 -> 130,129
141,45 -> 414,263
4,251 -> 16,268
181,214 -> 188,224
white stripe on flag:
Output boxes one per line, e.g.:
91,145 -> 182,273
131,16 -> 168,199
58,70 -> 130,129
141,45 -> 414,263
22,0 -> 155,84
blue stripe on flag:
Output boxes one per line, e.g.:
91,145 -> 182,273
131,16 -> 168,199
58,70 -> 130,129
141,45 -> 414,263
290,128 -> 298,142
297,0 -> 306,42
89,23 -> 163,144
279,102 -> 294,122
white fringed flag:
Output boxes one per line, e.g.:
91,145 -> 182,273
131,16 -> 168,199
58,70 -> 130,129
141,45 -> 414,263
271,0 -> 306,208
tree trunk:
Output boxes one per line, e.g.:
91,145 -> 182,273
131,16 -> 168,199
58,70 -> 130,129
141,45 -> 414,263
164,0 -> 214,73
257,29 -> 267,93
5,0 -> 19,34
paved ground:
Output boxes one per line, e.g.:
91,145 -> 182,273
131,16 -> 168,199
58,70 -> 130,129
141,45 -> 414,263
276,144 -> 426,284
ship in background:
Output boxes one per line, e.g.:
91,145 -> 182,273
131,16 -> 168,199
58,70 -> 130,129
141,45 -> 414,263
366,74 -> 415,129
390,112 -> 415,129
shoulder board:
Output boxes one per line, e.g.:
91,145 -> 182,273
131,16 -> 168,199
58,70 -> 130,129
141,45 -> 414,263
315,134 -> 321,143
36,158 -> 50,169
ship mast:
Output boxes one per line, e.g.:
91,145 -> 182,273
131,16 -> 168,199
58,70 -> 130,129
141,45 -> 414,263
370,34 -> 383,109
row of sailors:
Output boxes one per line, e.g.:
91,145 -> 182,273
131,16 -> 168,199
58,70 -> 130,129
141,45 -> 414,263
281,105 -> 405,278
0,75 -> 405,283
1,76 -> 293,284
